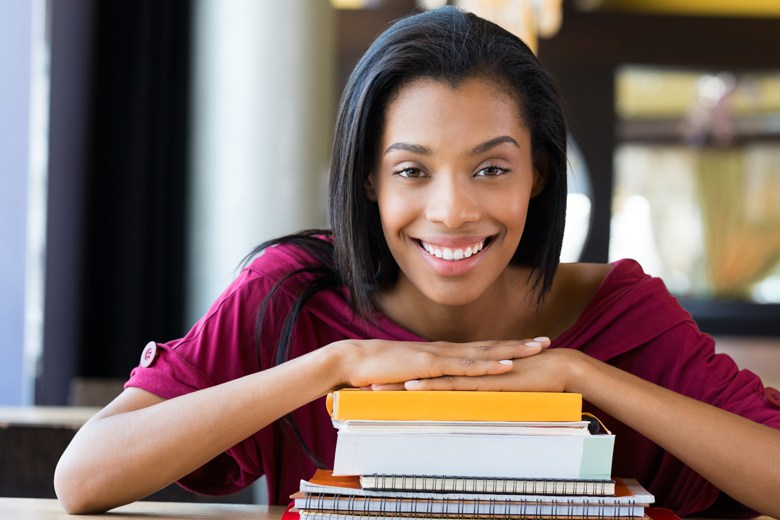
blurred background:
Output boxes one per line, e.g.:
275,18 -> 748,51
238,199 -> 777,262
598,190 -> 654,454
2,0 -> 779,412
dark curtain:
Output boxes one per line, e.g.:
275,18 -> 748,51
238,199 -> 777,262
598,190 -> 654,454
78,0 -> 192,378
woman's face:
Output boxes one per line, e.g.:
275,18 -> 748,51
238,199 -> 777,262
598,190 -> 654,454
367,76 -> 541,307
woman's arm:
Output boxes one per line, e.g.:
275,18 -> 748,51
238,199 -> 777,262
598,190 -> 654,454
55,346 -> 338,514
573,352 -> 780,518
400,348 -> 780,518
54,338 -> 542,514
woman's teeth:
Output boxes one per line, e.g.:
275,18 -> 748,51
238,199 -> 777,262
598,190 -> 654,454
420,240 -> 485,261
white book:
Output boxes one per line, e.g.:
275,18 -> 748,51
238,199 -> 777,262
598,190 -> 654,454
332,429 -> 615,480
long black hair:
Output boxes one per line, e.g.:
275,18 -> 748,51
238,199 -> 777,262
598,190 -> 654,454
245,5 -> 568,465
329,6 -> 568,319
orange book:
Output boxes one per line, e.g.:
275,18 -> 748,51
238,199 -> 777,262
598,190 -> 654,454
326,390 -> 582,422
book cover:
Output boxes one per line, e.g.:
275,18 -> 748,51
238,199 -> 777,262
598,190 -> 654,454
326,390 -> 582,422
331,428 -> 615,480
645,507 -> 682,520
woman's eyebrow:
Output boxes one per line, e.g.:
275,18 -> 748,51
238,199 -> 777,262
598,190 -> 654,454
383,142 -> 432,156
468,135 -> 520,156
383,135 -> 519,157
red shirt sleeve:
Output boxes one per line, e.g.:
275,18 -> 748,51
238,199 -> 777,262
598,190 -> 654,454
554,259 -> 780,516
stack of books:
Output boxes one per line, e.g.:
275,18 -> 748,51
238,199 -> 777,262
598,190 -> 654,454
287,390 -> 677,520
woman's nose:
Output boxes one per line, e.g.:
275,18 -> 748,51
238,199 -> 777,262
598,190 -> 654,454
424,174 -> 481,228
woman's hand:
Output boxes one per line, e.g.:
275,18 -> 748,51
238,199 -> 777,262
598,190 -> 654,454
389,345 -> 585,393
327,336 -> 551,391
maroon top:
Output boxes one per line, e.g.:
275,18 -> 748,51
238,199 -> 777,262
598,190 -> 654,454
126,241 -> 780,516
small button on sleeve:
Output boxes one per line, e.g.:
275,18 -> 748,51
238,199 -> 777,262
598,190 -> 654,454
139,341 -> 158,368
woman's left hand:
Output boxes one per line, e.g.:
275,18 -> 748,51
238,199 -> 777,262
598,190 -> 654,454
372,342 -> 585,393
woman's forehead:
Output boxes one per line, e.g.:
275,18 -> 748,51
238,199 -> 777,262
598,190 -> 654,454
379,76 -> 528,150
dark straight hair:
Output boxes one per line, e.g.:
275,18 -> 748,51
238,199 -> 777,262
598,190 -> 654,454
243,4 -> 569,470
329,5 -> 568,317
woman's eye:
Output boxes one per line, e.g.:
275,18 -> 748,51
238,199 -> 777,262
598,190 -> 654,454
394,167 -> 426,178
475,165 -> 509,177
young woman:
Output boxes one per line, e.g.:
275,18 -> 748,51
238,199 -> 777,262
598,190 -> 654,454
55,6 -> 780,517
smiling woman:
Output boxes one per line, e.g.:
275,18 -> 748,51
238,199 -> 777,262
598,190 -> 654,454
366,77 -> 542,332
53,5 -> 780,519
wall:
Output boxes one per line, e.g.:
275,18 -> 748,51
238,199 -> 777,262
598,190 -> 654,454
0,0 -> 33,405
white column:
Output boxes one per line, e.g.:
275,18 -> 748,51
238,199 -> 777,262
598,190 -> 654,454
188,0 -> 335,323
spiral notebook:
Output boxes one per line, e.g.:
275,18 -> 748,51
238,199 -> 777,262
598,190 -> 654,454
305,469 -> 614,496
292,470 -> 653,519
359,473 -> 615,496
282,504 -> 681,520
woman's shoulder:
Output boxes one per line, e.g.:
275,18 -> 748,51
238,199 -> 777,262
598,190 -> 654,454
556,258 -> 654,299
551,258 -> 694,348
542,259 -> 658,340
550,261 -> 611,309
243,233 -> 335,278
556,261 -> 613,289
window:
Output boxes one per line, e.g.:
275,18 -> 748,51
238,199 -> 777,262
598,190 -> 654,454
610,66 -> 780,333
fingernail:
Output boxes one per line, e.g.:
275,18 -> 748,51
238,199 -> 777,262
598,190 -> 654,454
499,359 -> 513,365
533,336 -> 550,342
405,380 -> 420,388
524,341 -> 541,347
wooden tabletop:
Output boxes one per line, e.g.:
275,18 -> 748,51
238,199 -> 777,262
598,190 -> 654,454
1,497 -> 777,520
0,498 -> 287,519
0,406 -> 99,428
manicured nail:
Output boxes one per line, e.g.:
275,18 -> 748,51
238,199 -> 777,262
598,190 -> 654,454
524,341 -> 541,348
405,380 -> 420,388
533,336 -> 550,342
499,359 -> 513,365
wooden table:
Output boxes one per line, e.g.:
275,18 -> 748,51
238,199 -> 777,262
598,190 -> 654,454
0,498 -> 286,519
0,406 -> 99,428
1,498 -> 777,520
0,406 -> 255,504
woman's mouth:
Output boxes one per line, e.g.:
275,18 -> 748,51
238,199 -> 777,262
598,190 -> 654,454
418,238 -> 491,261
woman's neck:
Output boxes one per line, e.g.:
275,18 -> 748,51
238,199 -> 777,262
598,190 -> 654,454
375,266 -> 540,342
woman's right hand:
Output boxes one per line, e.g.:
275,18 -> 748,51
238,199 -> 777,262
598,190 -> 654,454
326,337 -> 550,391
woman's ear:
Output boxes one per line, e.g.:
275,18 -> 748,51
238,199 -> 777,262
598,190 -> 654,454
531,166 -> 546,198
530,152 -> 549,198
364,173 -> 378,202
